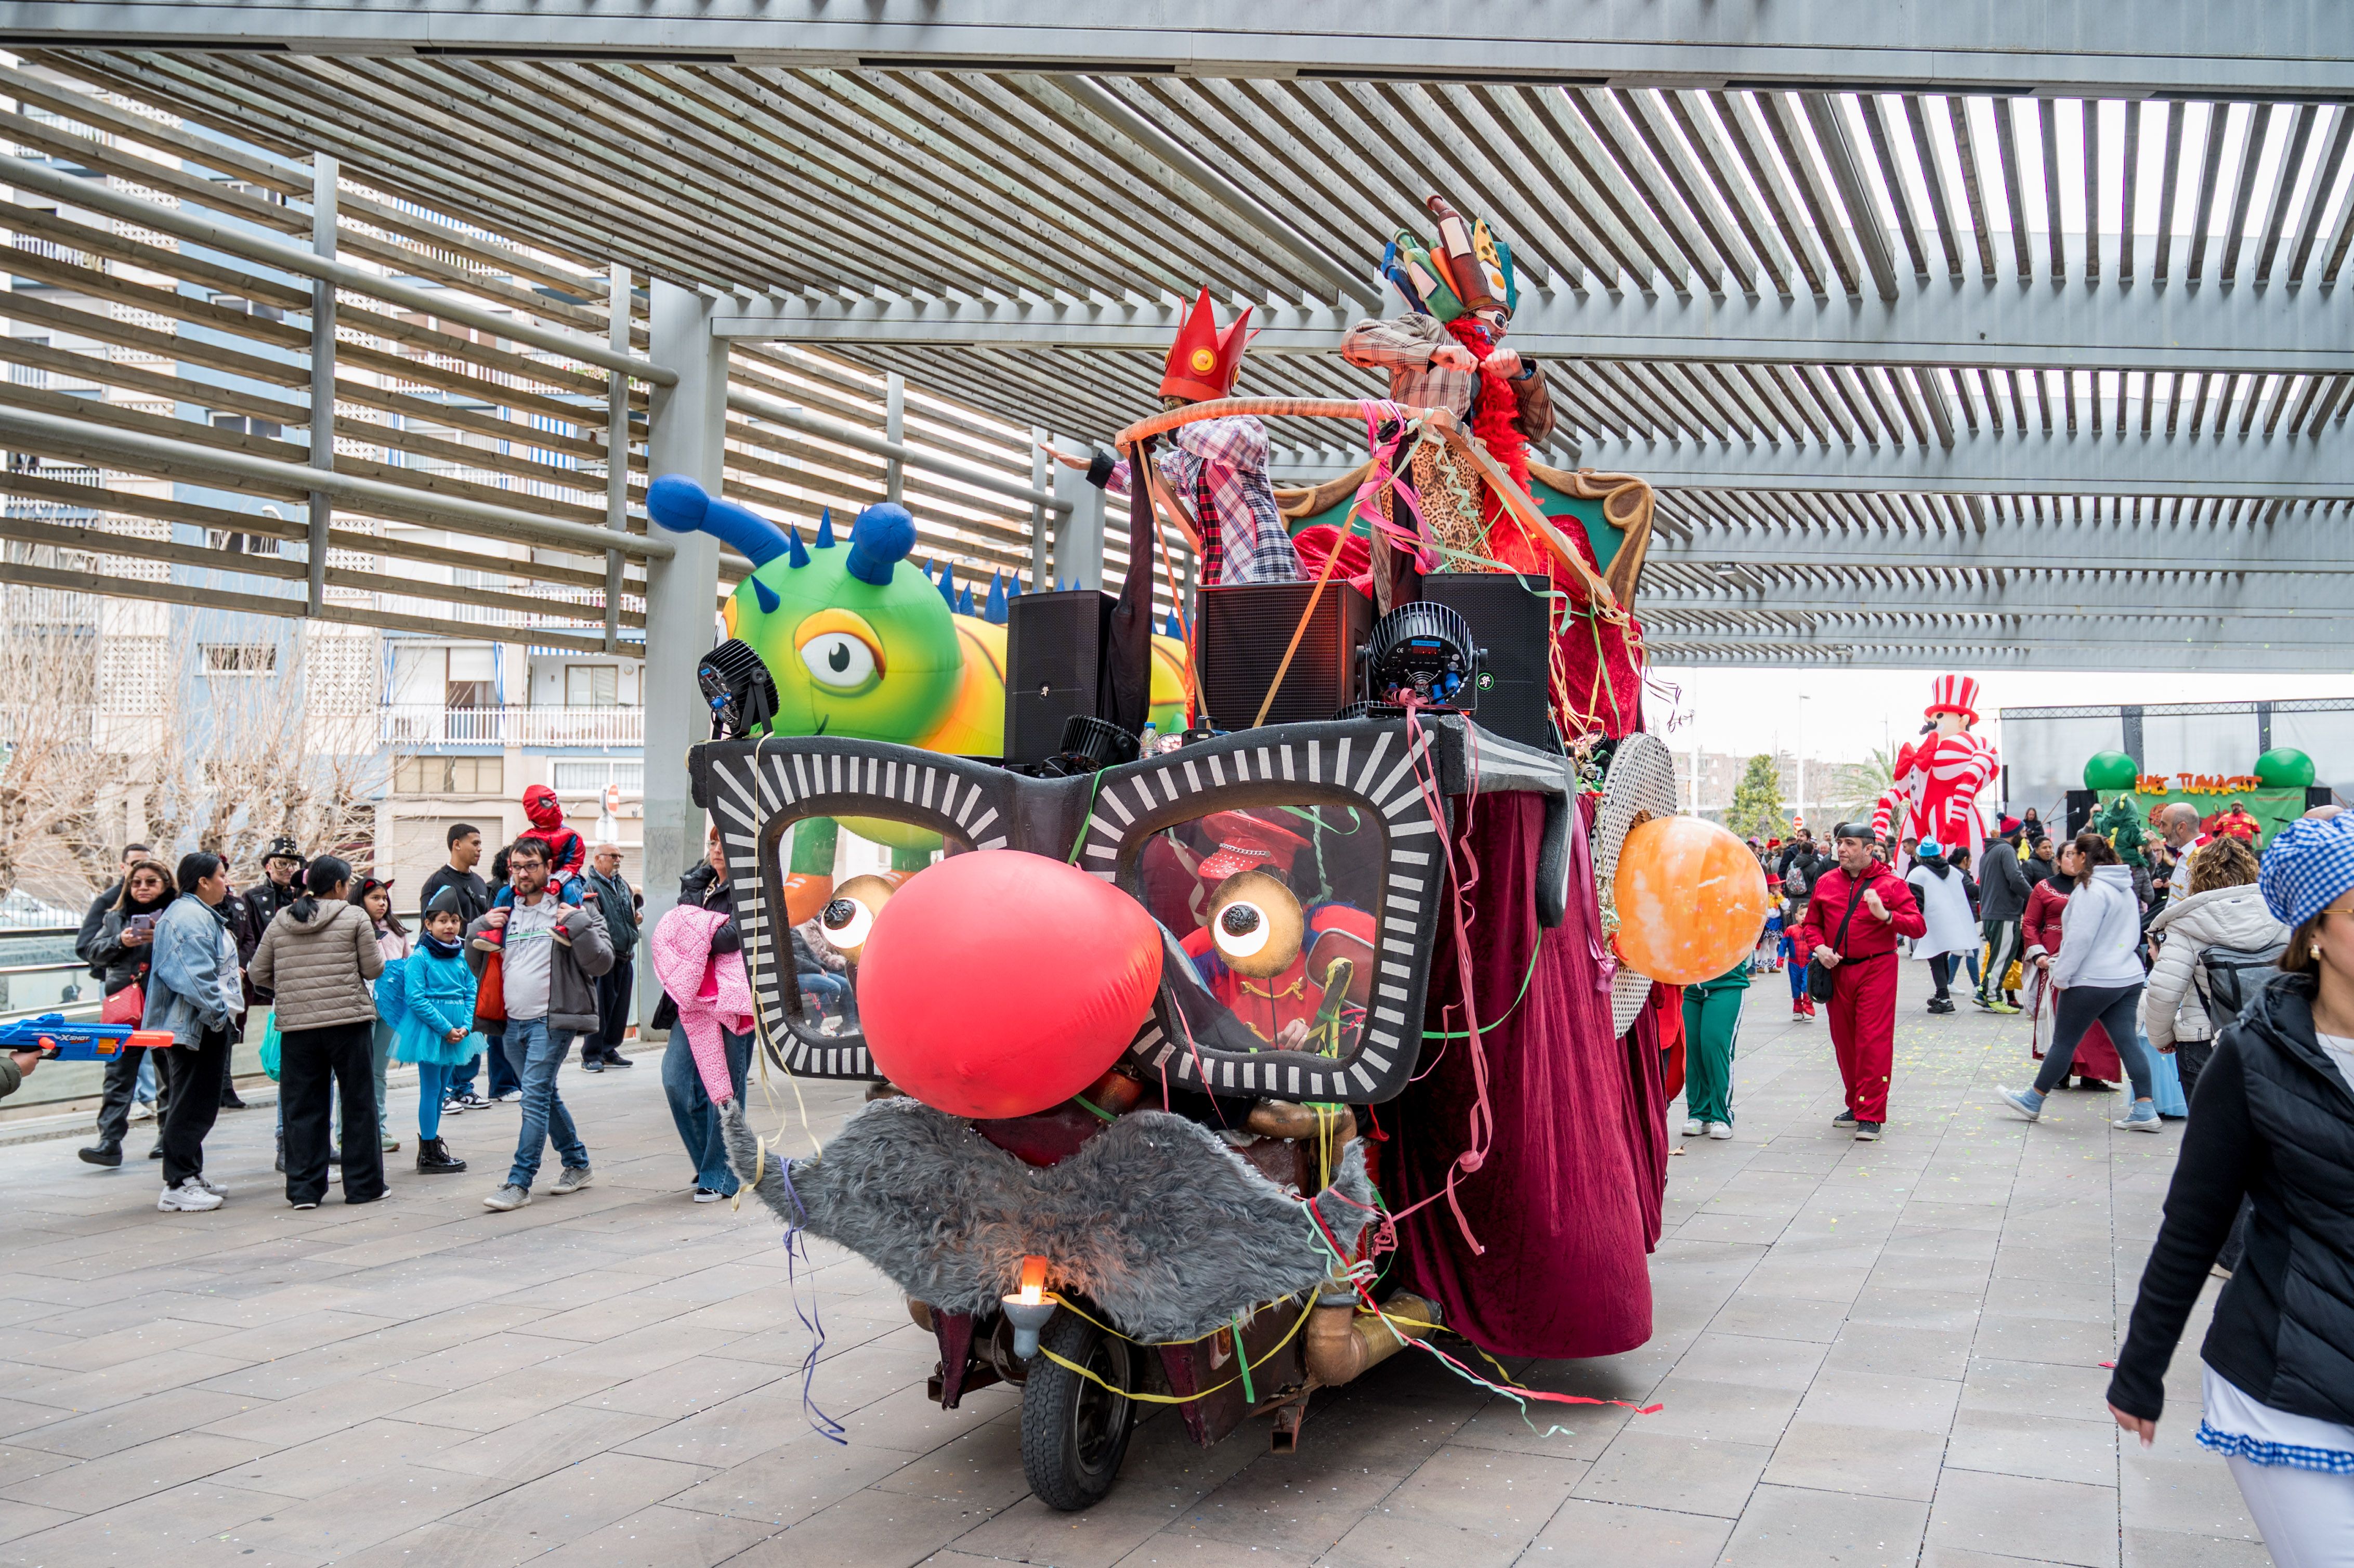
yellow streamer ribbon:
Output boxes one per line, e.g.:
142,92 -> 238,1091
1036,1290 -> 1317,1406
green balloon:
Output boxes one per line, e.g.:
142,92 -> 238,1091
2256,747 -> 2317,789
2083,750 -> 2139,791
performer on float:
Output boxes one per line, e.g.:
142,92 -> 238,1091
1040,288 -> 1301,586
1873,675 -> 2001,864
1340,197 -> 1554,596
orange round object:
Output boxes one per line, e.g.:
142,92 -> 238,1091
1613,816 -> 1770,986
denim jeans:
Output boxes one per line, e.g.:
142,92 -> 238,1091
663,1027 -> 751,1194
798,971 -> 851,1017
503,1016 -> 588,1190
450,1032 -> 521,1100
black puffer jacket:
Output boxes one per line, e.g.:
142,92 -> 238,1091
2110,972 -> 2354,1425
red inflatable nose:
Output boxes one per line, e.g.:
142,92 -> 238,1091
856,850 -> 1163,1119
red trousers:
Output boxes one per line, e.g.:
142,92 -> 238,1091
1827,954 -> 1899,1122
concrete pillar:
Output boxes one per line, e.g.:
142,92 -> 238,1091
1050,441 -> 1105,591
637,281 -> 727,1028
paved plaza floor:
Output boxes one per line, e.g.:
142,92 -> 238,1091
0,968 -> 2260,1568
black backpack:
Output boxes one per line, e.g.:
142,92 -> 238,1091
2197,942 -> 2288,1030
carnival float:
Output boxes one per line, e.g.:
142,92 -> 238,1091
653,199 -> 1767,1510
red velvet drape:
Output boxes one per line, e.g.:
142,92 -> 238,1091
1384,793 -> 1667,1358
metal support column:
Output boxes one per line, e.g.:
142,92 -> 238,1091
884,372 -> 906,504
306,154 -> 335,616
1050,440 -> 1104,591
1029,427 -> 1051,587
604,266 -> 630,655
638,280 -> 728,1026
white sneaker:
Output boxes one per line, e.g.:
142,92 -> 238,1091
1681,1117 -> 1704,1137
129,1100 -> 155,1121
550,1165 -> 593,1196
692,1186 -> 726,1203
158,1176 -> 223,1212
482,1184 -> 530,1212
193,1173 -> 226,1196
498,1091 -> 524,1104
1707,1122 -> 1734,1140
440,1097 -> 464,1115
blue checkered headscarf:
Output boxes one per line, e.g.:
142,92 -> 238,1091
2258,812 -> 2354,928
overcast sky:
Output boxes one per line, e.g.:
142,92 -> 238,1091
1646,668 -> 2354,767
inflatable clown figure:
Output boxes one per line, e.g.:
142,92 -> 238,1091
1873,674 -> 2000,861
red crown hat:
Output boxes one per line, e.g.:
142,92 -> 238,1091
1925,673 -> 1981,725
1159,288 -> 1252,403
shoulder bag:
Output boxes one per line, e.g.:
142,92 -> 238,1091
1807,878 -> 1872,1004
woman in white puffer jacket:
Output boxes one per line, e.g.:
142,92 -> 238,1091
2141,833 -> 2289,1102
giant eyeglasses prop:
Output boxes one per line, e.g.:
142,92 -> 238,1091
690,713 -> 1575,1106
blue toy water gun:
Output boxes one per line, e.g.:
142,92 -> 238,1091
0,1013 -> 174,1062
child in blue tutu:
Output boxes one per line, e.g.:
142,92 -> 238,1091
380,885 -> 483,1173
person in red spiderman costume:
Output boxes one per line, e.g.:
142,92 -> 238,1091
1793,821 -> 1928,1143
1168,813 -> 1376,1051
479,787 -> 592,952
518,785 -> 587,887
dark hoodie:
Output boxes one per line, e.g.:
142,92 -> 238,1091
519,785 -> 587,883
2110,972 -> 2354,1427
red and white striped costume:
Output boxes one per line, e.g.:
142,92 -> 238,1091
1872,675 -> 1999,860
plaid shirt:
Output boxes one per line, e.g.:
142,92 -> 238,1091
1341,314 -> 1554,443
1097,413 -> 1300,586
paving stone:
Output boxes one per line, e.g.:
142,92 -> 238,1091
1719,1481 -> 1929,1567
0,973 -> 2260,1566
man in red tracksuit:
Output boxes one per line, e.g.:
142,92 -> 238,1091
1791,821 -> 1926,1142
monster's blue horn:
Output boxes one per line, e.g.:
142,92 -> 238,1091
845,502 -> 917,587
648,474 -> 789,569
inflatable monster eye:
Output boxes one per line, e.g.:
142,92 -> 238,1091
820,873 -> 896,962
1217,900 -> 1270,959
1205,870 -> 1304,979
800,632 -> 878,691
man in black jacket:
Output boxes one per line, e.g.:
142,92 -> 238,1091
1974,816 -> 2031,1014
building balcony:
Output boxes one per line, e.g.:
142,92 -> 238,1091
378,703 -> 644,749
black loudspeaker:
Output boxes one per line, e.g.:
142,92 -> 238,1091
1197,580 -> 1372,729
2309,787 -> 2336,813
1415,572 -> 1559,751
2065,789 -> 2099,838
1005,589 -> 1115,764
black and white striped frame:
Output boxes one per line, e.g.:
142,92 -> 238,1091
692,739 -> 1031,1081
1073,721 -> 1448,1105
688,715 -> 1575,1100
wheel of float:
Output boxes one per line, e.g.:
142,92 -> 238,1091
1019,1308 -> 1137,1511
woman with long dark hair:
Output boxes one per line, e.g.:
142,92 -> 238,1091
76,858 -> 177,1168
2109,812 -> 2354,1561
1999,831 -> 2163,1131
251,855 -> 386,1208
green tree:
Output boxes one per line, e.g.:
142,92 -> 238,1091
1832,746 -> 1899,828
1725,753 -> 1785,842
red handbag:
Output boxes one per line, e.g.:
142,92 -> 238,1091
100,983 -> 146,1025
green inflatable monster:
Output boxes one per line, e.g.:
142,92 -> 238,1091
649,475 -> 1188,916
2094,794 -> 2149,869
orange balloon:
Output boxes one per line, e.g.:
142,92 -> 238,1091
1613,816 -> 1770,985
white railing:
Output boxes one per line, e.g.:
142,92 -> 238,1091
377,703 -> 643,748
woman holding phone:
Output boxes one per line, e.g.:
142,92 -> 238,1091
77,858 -> 177,1168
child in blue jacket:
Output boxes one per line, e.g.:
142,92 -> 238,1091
382,885 -> 483,1174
